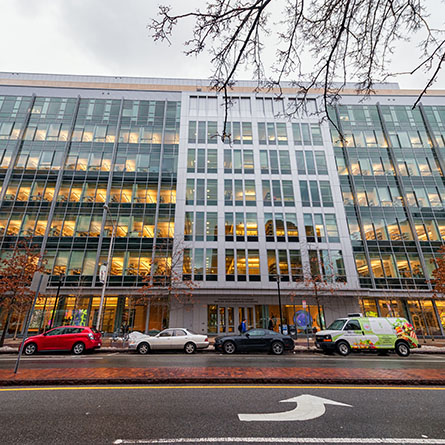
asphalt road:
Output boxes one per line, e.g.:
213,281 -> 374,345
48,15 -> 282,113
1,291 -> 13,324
0,385 -> 444,444
0,352 -> 444,370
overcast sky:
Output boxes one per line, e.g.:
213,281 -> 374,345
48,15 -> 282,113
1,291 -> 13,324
1,0 -> 444,89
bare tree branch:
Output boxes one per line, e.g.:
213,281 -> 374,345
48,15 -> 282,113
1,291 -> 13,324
149,0 -> 445,126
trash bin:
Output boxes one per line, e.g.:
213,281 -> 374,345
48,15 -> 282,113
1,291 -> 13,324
288,324 -> 297,339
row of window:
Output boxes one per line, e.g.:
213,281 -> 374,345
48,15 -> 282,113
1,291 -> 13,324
188,149 -> 329,176
342,182 -> 444,209
348,215 -> 445,243
4,181 -> 176,205
336,154 -> 395,177
182,211 -> 341,244
6,144 -> 178,174
40,248 -> 171,277
344,154 -> 442,177
17,245 -> 344,282
0,211 -> 174,239
188,121 -> 323,146
188,96 -> 318,117
355,252 -> 424,279
0,96 -> 32,119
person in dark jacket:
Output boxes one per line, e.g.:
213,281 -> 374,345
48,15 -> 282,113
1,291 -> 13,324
268,315 -> 275,331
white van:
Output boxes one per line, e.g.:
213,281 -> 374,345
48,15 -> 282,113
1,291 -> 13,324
315,317 -> 419,357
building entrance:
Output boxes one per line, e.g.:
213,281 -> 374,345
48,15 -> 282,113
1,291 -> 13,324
215,305 -> 255,334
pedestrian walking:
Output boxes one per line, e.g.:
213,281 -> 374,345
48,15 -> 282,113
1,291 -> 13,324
268,315 -> 275,331
241,318 -> 247,333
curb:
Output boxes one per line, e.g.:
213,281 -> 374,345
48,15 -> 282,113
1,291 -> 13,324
1,377 -> 444,387
2,348 -> 445,355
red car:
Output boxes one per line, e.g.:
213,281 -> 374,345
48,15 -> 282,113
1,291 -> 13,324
23,326 -> 102,355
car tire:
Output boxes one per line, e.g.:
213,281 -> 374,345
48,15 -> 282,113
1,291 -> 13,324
24,343 -> 37,355
395,341 -> 410,357
72,342 -> 85,355
223,341 -> 236,354
271,341 -> 284,355
184,342 -> 196,354
137,342 -> 150,355
336,340 -> 351,356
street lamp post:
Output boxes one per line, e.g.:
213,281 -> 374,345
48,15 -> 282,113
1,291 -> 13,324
275,274 -> 284,334
48,275 -> 64,330
96,204 -> 117,331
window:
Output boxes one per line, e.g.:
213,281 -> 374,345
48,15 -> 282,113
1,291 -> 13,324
188,121 -> 217,144
345,320 -> 361,331
225,179 -> 256,206
262,180 -> 294,207
257,122 -> 288,145
186,178 -> 217,206
320,181 -> 334,207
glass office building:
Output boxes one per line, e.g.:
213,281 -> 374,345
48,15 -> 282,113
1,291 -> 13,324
0,73 -> 443,337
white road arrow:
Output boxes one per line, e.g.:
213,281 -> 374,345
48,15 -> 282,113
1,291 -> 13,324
238,394 -> 352,422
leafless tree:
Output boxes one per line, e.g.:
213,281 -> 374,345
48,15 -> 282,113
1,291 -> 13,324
301,249 -> 347,329
0,239 -> 45,346
135,237 -> 199,329
149,0 -> 445,133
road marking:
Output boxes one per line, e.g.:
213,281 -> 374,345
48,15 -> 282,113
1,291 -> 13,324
238,395 -> 352,421
1,385 -> 445,392
113,437 -> 445,444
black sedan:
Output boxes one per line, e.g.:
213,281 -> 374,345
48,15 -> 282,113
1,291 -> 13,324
214,329 -> 295,355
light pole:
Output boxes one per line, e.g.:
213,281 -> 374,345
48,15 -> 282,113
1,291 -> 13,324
48,274 -> 64,331
275,274 -> 284,334
96,204 -> 117,331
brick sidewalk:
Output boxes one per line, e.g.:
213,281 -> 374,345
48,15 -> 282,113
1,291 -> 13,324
1,366 -> 445,386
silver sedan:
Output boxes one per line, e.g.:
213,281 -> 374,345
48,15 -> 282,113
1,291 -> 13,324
129,328 -> 209,354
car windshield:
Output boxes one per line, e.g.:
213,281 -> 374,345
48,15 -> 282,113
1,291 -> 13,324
327,319 -> 347,330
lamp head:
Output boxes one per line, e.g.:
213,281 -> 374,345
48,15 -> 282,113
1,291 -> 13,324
103,204 -> 109,211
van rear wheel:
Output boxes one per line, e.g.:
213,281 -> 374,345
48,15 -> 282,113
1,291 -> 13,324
336,341 -> 351,356
395,341 -> 410,357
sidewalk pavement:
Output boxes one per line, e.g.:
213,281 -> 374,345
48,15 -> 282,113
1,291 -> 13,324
1,337 -> 445,386
1,366 -> 445,387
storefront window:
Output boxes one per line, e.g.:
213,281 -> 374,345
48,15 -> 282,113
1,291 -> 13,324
435,300 -> 445,332
207,305 -> 217,334
378,299 -> 406,318
407,299 -> 441,336
361,298 -> 378,317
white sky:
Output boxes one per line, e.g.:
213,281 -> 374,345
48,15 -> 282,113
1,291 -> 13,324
1,0 -> 444,90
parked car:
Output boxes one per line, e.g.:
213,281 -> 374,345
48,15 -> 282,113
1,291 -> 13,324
315,317 -> 419,357
23,326 -> 102,355
214,328 -> 295,355
129,328 -> 209,354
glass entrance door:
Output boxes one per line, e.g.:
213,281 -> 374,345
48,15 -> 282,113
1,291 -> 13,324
218,306 -> 235,333
238,306 -> 255,331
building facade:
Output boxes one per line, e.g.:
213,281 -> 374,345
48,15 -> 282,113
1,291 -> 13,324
0,72 -> 443,338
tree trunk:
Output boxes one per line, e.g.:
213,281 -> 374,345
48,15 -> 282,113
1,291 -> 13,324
13,307 -> 23,340
0,309 -> 12,347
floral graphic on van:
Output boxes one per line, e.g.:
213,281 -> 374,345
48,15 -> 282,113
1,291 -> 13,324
391,318 -> 418,347
351,339 -> 376,349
